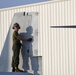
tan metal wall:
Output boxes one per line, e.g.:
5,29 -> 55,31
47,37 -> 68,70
0,0 -> 76,75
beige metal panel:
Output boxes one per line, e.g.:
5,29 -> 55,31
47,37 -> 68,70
49,0 -> 76,75
43,4 -> 49,75
0,11 -> 4,54
0,12 -> 1,55
47,3 -> 52,75
38,5 -> 43,57
0,0 -> 68,11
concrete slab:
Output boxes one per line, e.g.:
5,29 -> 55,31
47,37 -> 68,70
0,72 -> 33,75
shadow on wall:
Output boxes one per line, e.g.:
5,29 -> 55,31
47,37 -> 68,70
20,26 -> 33,70
0,26 -> 39,75
0,26 -> 12,72
20,26 -> 39,75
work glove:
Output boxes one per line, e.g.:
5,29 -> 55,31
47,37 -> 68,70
27,38 -> 32,42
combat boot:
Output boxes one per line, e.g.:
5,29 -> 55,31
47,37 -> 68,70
12,67 -> 15,72
15,68 -> 23,72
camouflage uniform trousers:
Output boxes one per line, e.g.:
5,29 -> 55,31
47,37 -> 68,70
11,44 -> 21,68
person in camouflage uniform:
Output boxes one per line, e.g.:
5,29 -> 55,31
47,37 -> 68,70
12,23 -> 32,72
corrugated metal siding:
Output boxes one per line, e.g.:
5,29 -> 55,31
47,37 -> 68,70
49,0 -> 76,75
0,0 -> 76,75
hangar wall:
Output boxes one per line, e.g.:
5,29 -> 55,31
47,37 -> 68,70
0,0 -> 76,75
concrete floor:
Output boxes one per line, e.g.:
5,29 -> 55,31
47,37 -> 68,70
0,72 -> 33,75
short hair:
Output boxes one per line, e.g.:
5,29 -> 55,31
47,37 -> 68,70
12,23 -> 20,29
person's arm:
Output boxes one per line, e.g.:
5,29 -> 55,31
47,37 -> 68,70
16,36 -> 32,41
16,36 -> 27,41
14,32 -> 32,41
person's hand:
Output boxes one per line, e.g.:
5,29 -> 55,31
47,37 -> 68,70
27,38 -> 32,42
